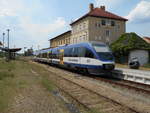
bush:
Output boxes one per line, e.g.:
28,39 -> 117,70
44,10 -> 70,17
0,51 -> 5,58
110,33 -> 150,63
111,32 -> 150,57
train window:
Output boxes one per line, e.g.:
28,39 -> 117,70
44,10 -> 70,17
72,47 -> 78,57
48,51 -> 52,58
42,54 -> 43,58
64,49 -> 67,57
78,47 -> 94,58
68,48 -> 73,57
52,50 -> 54,59
56,50 -> 59,59
64,48 -> 70,57
45,53 -> 47,58
55,50 -> 58,59
78,47 -> 86,57
45,53 -> 48,58
52,50 -> 56,59
85,48 -> 94,58
43,53 -> 47,58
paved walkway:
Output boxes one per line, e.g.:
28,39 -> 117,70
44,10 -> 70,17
116,68 -> 150,76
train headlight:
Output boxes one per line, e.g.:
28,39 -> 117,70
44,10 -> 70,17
103,64 -> 115,70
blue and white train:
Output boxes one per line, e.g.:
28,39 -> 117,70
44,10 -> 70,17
33,42 -> 115,74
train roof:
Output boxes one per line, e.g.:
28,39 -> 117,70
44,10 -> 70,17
35,41 -> 107,53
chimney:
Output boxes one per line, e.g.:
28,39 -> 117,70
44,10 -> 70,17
100,6 -> 105,10
89,3 -> 94,11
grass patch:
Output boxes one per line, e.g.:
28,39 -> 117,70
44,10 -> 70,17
0,78 -> 16,111
41,77 -> 56,91
90,108 -> 105,113
143,63 -> 150,68
0,58 -> 58,112
0,60 -> 16,71
0,59 -> 34,112
0,71 -> 14,80
116,63 -> 129,68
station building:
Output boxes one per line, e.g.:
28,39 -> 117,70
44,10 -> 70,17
50,30 -> 71,48
49,3 -> 128,48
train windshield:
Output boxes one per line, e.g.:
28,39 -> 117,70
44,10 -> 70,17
97,52 -> 114,60
92,43 -> 113,60
92,43 -> 110,52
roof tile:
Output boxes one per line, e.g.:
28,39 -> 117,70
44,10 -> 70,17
71,8 -> 128,25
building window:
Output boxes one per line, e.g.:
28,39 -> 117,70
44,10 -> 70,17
80,36 -> 82,41
106,30 -> 110,37
102,20 -> 106,25
106,37 -> 110,42
111,21 -> 115,26
98,23 -> 101,27
64,39 -> 66,44
99,36 -> 101,40
95,36 -> 97,40
80,24 -> 82,30
83,23 -> 86,29
95,23 -> 98,27
95,22 -> 101,28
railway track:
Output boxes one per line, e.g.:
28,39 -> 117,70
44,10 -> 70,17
66,67 -> 150,95
91,76 -> 150,95
53,73 -> 140,113
48,64 -> 150,96
33,62 -> 150,113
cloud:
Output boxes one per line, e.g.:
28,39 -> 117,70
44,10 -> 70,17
0,0 -> 24,17
126,1 -> 150,23
19,17 -> 66,39
16,16 -> 66,50
95,0 -> 122,9
0,0 -> 67,50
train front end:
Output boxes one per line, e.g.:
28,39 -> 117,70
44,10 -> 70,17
90,42 -> 115,73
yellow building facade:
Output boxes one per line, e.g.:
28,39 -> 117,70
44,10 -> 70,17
50,31 -> 71,48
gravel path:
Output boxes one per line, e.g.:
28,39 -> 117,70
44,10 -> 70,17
6,84 -> 70,113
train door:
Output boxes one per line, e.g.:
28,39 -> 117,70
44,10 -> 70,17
78,47 -> 84,66
48,51 -> 52,63
76,47 -> 81,67
59,49 -> 64,65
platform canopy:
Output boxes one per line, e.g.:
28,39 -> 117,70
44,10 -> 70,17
1,48 -> 21,52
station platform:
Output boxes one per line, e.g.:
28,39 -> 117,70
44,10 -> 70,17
112,68 -> 150,85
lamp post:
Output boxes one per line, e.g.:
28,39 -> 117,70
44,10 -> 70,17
2,33 -> 5,48
7,29 -> 10,61
24,47 -> 27,56
7,29 -> 10,49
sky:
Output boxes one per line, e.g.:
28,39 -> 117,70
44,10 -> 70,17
0,0 -> 150,52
